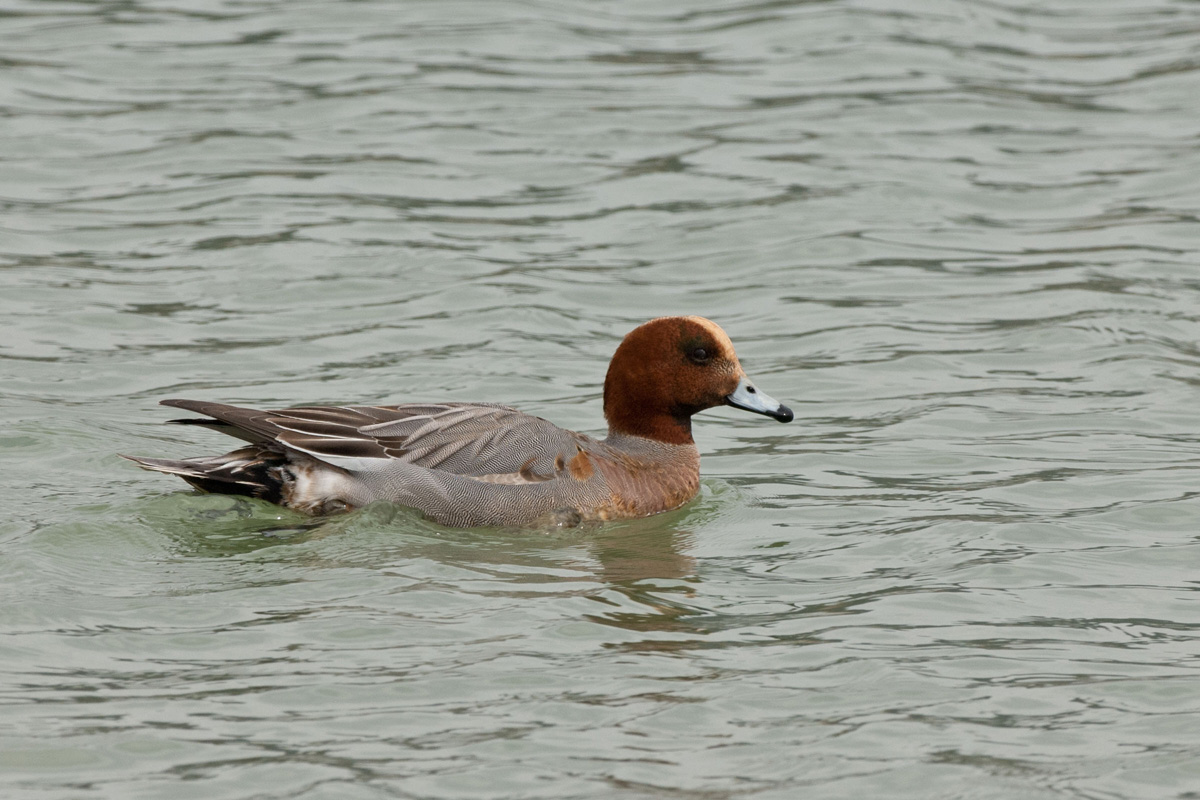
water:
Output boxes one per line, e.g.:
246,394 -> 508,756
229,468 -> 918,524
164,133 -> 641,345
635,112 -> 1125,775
3,0 -> 1200,797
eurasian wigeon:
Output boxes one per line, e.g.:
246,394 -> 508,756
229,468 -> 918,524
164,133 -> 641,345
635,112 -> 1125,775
123,316 -> 792,527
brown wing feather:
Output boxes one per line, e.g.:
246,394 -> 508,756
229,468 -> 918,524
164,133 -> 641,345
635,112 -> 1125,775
275,433 -> 387,459
161,399 -> 589,480
357,405 -> 585,476
161,399 -> 285,443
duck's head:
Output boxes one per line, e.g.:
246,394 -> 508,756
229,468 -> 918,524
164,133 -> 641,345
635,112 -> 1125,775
603,316 -> 792,445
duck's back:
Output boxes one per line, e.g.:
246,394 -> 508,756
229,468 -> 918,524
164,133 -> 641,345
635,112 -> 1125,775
299,404 -> 702,526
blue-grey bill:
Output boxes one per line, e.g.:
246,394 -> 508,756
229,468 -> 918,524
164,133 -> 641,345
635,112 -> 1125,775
726,377 -> 793,423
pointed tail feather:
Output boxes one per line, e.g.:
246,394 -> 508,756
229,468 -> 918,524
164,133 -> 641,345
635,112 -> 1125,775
119,450 -> 285,503
119,454 -> 235,480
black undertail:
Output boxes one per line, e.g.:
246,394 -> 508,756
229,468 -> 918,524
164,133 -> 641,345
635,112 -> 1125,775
120,445 -> 288,504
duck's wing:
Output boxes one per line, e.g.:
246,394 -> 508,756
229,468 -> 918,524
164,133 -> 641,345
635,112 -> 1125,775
160,399 -> 593,482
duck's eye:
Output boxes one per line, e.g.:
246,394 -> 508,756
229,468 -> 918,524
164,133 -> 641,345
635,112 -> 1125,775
689,347 -> 710,364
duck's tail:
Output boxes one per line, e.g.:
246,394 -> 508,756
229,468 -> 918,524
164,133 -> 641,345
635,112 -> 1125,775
119,446 -> 286,504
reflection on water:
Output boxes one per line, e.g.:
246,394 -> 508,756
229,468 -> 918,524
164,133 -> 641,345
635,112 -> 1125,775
148,491 -> 699,586
4,0 -> 1200,797
586,524 -> 697,586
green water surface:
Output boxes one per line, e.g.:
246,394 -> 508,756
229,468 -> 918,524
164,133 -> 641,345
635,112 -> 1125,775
3,1 -> 1200,798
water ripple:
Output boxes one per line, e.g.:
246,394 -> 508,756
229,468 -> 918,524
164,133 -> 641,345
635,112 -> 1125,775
3,0 -> 1200,798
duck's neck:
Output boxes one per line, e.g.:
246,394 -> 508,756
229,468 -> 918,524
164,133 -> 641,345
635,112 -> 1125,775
605,411 -> 694,446
603,378 -> 696,445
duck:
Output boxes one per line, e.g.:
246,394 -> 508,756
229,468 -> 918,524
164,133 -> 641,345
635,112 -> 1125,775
122,316 -> 792,527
